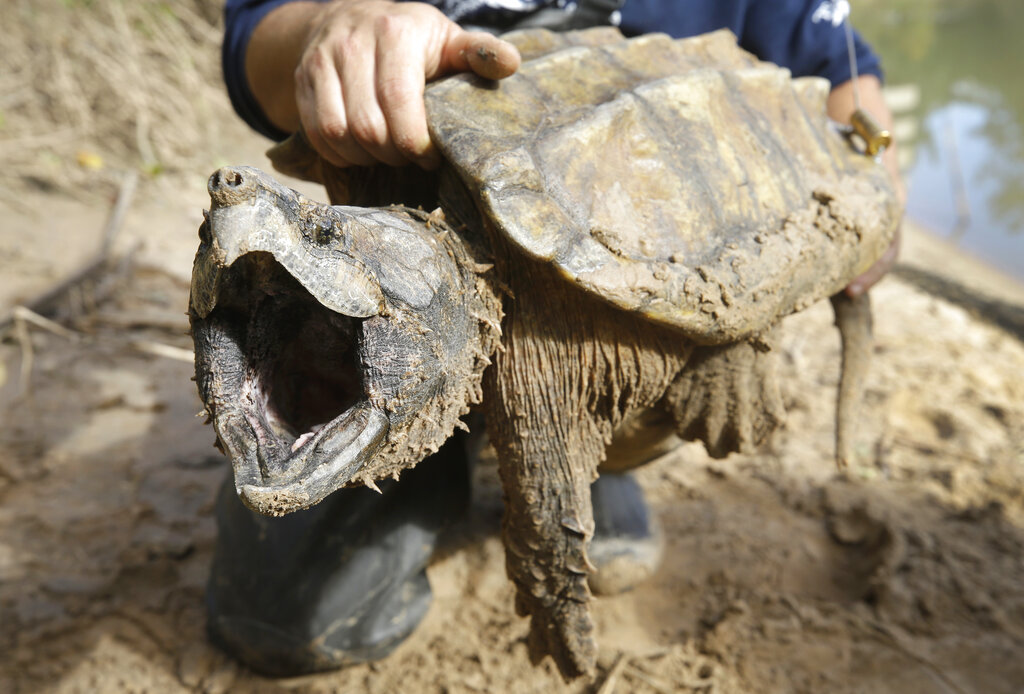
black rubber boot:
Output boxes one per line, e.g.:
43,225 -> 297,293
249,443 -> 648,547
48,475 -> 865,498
588,471 -> 664,596
206,436 -> 470,676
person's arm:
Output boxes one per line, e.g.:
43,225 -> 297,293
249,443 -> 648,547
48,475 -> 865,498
827,74 -> 905,296
244,0 -> 521,169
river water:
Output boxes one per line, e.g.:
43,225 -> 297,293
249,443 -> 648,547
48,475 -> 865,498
855,0 -> 1024,280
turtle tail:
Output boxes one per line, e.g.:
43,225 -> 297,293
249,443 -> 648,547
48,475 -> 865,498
831,292 -> 874,470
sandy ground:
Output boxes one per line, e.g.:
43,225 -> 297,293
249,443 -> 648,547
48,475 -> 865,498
1,140 -> 1023,694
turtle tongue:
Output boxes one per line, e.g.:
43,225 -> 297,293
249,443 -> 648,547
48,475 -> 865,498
222,402 -> 389,516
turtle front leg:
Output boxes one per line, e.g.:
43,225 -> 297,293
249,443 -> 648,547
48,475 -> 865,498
487,373 -> 605,679
480,237 -> 685,679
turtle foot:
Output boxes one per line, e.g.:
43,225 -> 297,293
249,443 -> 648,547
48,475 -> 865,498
524,599 -> 597,680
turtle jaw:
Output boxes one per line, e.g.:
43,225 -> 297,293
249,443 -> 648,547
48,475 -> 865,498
191,168 -> 396,516
191,254 -> 393,516
228,403 -> 390,517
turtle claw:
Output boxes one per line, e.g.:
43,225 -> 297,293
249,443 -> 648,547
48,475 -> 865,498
527,601 -> 597,680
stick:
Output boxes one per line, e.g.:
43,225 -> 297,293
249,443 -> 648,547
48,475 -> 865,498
15,314 -> 32,395
0,171 -> 137,333
130,340 -> 194,363
858,620 -> 969,694
11,306 -> 83,395
624,665 -> 675,694
100,171 -> 138,253
12,306 -> 80,340
596,653 -> 629,694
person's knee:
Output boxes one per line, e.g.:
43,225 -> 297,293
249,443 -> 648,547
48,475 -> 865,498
204,434 -> 472,675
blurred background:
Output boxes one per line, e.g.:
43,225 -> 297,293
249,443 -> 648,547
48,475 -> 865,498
858,0 -> 1024,279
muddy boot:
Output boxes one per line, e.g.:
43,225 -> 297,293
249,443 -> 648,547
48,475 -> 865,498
206,437 -> 470,676
588,471 -> 664,596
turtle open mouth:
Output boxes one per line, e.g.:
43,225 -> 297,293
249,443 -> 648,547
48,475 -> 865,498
192,166 -> 479,515
193,250 -> 389,515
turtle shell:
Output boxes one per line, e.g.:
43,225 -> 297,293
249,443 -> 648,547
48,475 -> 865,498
425,29 -> 900,344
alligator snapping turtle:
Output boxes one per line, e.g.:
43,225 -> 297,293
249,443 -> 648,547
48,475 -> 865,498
189,28 -> 899,678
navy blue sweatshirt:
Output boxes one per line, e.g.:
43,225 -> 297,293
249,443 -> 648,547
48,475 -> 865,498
224,0 -> 882,141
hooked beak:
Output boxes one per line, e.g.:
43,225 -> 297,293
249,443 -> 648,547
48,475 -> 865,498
222,402 -> 390,516
192,166 -> 385,320
192,167 -> 394,516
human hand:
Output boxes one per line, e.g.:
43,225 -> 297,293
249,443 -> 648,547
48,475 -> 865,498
827,76 -> 906,297
294,0 -> 521,169
845,230 -> 899,297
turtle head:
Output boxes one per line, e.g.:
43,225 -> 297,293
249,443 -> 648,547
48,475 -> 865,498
190,166 -> 498,516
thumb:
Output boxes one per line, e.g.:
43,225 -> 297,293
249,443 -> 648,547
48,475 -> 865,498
438,30 -> 521,81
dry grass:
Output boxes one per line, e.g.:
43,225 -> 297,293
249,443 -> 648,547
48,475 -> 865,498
1,0 -> 233,198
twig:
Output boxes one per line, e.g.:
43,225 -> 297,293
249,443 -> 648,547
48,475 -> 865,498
857,620 -> 969,694
624,664 -> 675,694
779,597 -> 969,694
15,313 -> 32,395
891,435 -> 987,467
92,310 -> 189,332
596,653 -> 629,694
12,306 -> 80,340
12,306 -> 83,395
130,340 -> 194,363
0,256 -> 106,334
0,171 -> 137,333
101,170 -> 138,253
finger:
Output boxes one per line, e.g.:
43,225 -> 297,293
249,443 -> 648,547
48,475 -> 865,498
375,27 -> 440,169
297,50 -> 376,168
338,36 -> 408,166
295,63 -> 345,168
846,232 -> 900,297
441,31 -> 521,81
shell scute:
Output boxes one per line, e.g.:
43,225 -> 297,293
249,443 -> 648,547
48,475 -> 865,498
424,29 -> 899,342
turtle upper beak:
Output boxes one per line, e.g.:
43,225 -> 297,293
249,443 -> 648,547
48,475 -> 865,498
192,166 -> 386,320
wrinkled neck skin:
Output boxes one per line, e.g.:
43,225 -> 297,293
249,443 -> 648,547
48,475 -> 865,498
190,167 -> 500,516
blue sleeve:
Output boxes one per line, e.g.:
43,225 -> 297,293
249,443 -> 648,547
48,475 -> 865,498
618,0 -> 883,87
223,0 -> 309,141
618,0 -> 746,39
738,0 -> 882,86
